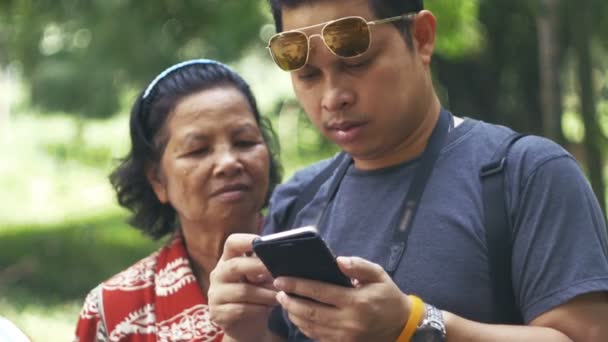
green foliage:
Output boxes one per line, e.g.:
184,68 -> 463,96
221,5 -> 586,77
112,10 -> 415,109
0,214 -> 162,341
0,112 -> 129,225
0,108 -> 150,340
1,0 -> 269,118
30,58 -> 121,118
0,214 -> 162,305
432,0 -> 545,132
271,98 -> 340,177
427,0 -> 482,58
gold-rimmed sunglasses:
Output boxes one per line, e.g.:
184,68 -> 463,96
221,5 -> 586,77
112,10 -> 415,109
267,13 -> 417,71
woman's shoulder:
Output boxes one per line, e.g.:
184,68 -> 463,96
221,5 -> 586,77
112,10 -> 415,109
78,247 -> 162,321
76,248 -> 161,335
102,249 -> 160,292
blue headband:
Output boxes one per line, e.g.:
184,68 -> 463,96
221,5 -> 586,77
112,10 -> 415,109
142,59 -> 234,99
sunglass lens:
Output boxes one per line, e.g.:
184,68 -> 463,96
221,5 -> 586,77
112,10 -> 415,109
323,17 -> 370,57
269,32 -> 309,71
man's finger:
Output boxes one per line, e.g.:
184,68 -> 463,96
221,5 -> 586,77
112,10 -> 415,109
209,282 -> 278,306
220,233 -> 260,260
336,256 -> 387,284
209,302 -> 274,328
287,311 -> 338,341
211,255 -> 271,283
276,291 -> 340,326
273,277 -> 353,307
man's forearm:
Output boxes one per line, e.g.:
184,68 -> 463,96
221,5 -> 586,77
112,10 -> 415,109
442,311 -> 572,342
221,329 -> 286,342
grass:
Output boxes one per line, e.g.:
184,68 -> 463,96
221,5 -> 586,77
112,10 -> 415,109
0,214 -> 162,341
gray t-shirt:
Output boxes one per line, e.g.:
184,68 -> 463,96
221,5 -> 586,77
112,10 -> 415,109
264,117 -> 608,340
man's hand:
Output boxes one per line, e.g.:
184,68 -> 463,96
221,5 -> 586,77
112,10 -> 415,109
208,234 -> 280,342
274,256 -> 411,342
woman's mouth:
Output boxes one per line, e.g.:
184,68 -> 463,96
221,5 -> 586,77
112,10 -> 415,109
211,183 -> 250,201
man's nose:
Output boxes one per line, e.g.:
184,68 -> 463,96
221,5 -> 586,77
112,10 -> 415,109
321,85 -> 355,113
308,36 -> 356,113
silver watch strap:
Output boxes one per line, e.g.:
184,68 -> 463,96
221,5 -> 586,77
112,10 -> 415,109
417,303 -> 446,338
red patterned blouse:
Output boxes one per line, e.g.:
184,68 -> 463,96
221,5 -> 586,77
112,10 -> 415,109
74,235 -> 223,341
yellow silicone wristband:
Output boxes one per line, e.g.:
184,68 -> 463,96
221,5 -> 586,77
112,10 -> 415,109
396,295 -> 425,342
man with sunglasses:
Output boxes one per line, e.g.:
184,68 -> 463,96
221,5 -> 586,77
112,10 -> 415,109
208,0 -> 608,341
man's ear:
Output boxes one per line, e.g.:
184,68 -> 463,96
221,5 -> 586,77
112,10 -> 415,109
411,10 -> 437,65
146,164 -> 169,204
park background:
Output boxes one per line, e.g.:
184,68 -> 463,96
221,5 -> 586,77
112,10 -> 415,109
1,0 -> 607,340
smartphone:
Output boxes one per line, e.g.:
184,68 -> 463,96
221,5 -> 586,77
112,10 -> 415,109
252,226 -> 352,288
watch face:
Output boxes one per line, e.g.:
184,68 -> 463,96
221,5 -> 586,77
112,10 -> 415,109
414,328 -> 444,342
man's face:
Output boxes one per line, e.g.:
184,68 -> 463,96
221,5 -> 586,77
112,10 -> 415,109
281,0 -> 435,170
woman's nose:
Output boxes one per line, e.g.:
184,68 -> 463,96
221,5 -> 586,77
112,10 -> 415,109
213,149 -> 243,177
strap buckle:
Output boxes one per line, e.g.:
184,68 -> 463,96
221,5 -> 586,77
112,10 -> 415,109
480,157 -> 506,177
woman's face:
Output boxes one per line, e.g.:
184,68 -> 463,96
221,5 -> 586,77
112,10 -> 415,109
148,86 -> 271,229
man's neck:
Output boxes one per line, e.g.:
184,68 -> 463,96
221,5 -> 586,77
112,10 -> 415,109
353,99 -> 442,170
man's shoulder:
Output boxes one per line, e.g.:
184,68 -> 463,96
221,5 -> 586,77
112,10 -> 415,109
265,154 -> 343,234
483,123 -> 572,173
462,118 -> 571,164
272,154 -> 340,200
288,156 -> 338,184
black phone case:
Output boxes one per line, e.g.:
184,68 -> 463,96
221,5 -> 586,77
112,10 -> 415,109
252,233 -> 352,287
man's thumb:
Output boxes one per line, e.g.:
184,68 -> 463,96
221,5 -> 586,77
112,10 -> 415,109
336,256 -> 386,284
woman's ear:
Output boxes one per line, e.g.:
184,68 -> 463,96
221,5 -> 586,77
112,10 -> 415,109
146,164 -> 169,203
411,10 -> 437,65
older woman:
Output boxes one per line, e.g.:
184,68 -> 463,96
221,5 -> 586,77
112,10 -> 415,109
74,59 -> 281,341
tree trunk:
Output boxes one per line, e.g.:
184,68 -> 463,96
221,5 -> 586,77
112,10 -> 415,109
536,0 -> 564,144
574,0 -> 606,214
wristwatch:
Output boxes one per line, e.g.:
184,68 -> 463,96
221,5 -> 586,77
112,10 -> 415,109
412,303 -> 446,342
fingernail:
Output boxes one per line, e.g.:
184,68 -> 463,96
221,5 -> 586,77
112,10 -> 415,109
274,278 -> 285,289
276,292 -> 286,304
338,256 -> 352,269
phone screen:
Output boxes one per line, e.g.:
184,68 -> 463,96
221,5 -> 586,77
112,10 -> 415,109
252,226 -> 352,287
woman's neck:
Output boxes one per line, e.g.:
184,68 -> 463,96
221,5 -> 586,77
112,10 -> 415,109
179,214 -> 261,293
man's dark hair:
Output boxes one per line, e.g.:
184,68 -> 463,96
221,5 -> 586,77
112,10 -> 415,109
110,62 -> 282,240
268,0 -> 424,48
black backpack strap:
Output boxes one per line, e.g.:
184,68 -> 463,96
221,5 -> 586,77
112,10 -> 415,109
480,133 -> 528,324
280,152 -> 348,231
268,152 -> 349,336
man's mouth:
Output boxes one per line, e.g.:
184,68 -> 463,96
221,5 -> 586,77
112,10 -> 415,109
326,121 -> 366,144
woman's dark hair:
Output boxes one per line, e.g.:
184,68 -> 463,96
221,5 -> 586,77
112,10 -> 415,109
110,60 -> 282,240
268,0 -> 423,49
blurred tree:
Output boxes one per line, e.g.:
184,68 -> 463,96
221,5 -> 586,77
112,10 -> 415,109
537,0 -> 564,143
1,0 -> 268,118
427,0 -> 482,59
2,0 -> 607,210
431,0 -> 608,213
569,0 -> 607,211
434,0 -> 543,133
